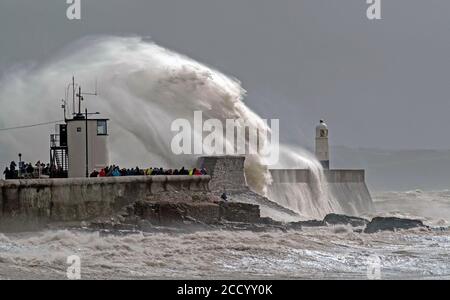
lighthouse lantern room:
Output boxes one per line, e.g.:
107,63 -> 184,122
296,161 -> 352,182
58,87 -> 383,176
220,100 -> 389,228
315,119 -> 329,169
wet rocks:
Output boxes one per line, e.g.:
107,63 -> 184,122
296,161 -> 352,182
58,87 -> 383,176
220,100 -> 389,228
321,214 -> 426,233
323,213 -> 369,227
258,217 -> 283,226
128,200 -> 263,226
219,202 -> 261,223
133,201 -> 221,225
364,217 -> 427,233
83,198 -> 432,235
287,220 -> 326,230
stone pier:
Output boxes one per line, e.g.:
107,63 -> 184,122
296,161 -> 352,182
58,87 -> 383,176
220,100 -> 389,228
269,169 -> 374,215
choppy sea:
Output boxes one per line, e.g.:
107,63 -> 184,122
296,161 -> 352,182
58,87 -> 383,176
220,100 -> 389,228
0,190 -> 449,280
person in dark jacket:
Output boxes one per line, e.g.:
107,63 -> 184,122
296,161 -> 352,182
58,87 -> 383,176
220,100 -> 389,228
180,166 -> 189,175
3,167 -> 10,180
221,191 -> 228,201
10,161 -> 16,172
26,163 -> 34,174
90,170 -> 99,177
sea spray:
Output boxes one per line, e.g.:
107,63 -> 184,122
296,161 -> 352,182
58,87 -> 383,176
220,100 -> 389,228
268,145 -> 342,219
0,35 -> 339,219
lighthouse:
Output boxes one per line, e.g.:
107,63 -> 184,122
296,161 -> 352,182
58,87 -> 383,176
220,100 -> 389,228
315,119 -> 329,169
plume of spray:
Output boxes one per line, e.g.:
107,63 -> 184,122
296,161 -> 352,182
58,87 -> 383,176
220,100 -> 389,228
268,145 -> 342,219
0,36 -> 340,219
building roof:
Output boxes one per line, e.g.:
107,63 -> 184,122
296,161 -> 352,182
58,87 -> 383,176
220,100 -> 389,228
66,116 -> 109,122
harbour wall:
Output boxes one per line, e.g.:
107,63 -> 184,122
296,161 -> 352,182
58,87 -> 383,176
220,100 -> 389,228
0,175 -> 210,229
269,169 -> 374,216
198,156 -> 374,218
0,156 -> 374,230
198,156 -> 247,192
199,156 -> 301,220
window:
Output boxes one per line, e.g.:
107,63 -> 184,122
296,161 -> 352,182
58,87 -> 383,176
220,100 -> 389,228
97,120 -> 108,135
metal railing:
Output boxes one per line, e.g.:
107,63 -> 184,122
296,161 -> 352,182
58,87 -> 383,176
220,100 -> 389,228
50,134 -> 60,147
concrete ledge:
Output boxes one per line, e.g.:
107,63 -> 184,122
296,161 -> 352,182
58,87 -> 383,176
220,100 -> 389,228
0,176 -> 211,226
269,169 -> 365,183
0,175 -> 210,188
325,170 -> 365,183
269,169 -> 310,183
268,169 -> 373,215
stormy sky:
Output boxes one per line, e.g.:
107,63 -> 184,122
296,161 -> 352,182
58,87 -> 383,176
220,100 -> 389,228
1,0 -> 450,151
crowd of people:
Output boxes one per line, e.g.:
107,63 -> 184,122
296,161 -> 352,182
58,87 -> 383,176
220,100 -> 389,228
3,161 -> 52,180
3,161 -> 208,180
89,166 -> 208,178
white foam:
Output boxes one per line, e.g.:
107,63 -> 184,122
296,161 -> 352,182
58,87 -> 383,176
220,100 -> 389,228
0,36 -> 339,219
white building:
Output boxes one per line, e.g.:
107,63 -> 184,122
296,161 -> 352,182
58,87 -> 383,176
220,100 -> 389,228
50,79 -> 109,178
50,113 -> 109,178
66,114 -> 109,178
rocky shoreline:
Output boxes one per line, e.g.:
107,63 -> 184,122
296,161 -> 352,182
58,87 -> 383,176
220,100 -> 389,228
1,189 -> 446,234
54,199 -> 447,235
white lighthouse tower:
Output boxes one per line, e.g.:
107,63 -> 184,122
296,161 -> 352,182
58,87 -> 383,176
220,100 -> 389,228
315,119 -> 329,169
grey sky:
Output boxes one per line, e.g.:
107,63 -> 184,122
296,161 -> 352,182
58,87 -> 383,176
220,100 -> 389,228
1,0 -> 450,150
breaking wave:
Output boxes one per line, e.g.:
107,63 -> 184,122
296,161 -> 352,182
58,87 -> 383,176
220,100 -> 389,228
0,36 -> 340,219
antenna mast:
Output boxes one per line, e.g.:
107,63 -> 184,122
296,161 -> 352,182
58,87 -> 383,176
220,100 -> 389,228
65,76 -> 98,117
76,86 -> 83,115
61,99 -> 66,120
72,76 -> 76,115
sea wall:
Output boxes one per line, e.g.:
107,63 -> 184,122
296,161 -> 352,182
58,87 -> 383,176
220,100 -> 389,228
198,156 -> 247,192
0,156 -> 374,230
198,155 -> 373,218
269,169 -> 374,216
269,169 -> 366,183
0,175 -> 210,229
198,156 -> 301,220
